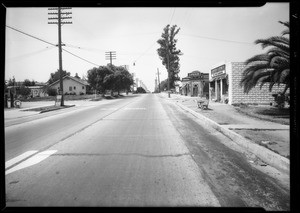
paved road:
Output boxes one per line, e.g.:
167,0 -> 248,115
5,94 -> 289,209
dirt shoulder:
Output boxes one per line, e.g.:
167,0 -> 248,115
160,93 -> 290,159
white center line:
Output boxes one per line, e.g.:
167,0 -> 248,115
5,150 -> 38,169
6,150 -> 57,175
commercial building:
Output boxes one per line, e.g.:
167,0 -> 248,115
209,61 -> 287,105
181,71 -> 209,97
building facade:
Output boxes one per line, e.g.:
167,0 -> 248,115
48,75 -> 89,95
28,86 -> 47,97
181,71 -> 209,97
209,62 -> 287,105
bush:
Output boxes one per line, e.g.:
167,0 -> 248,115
272,92 -> 286,108
47,88 -> 57,96
18,86 -> 31,98
80,92 -> 85,95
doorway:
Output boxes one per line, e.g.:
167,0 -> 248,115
217,80 -> 221,101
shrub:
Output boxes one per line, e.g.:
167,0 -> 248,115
18,86 -> 31,98
47,88 -> 57,96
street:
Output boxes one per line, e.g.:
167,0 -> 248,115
5,94 -> 289,209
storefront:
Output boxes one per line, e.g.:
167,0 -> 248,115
209,64 -> 229,103
181,71 -> 209,97
209,62 -> 287,105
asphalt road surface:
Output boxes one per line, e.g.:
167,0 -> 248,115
5,94 -> 290,209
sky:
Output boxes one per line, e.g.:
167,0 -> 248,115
5,3 -> 289,92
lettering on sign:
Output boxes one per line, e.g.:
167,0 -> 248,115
211,65 -> 226,78
182,77 -> 191,81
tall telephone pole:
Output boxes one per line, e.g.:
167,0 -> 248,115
157,68 -> 161,93
166,41 -> 171,98
105,51 -> 116,65
48,7 -> 72,106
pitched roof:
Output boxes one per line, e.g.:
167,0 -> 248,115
48,75 -> 89,87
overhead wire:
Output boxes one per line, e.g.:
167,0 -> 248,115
178,34 -> 253,45
6,25 -> 57,47
62,48 -> 101,67
6,25 -> 101,67
169,8 -> 176,25
132,9 -> 178,66
6,46 -> 56,61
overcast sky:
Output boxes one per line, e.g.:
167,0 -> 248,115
5,3 -> 289,91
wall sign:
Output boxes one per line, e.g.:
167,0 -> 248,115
182,77 -> 191,81
211,65 -> 226,78
188,71 -> 203,79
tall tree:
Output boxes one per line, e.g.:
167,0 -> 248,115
240,21 -> 290,94
112,66 -> 134,94
48,70 -> 70,84
157,25 -> 183,90
87,66 -> 114,96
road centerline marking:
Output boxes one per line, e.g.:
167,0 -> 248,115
5,150 -> 38,169
6,150 -> 57,175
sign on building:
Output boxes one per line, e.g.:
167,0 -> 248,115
211,64 -> 226,78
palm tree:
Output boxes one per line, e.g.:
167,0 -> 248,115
240,21 -> 289,94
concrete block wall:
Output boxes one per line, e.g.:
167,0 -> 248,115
230,62 -> 287,105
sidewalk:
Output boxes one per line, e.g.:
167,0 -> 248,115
159,92 -> 289,173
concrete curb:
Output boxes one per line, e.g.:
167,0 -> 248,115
39,105 -> 76,113
174,101 -> 290,174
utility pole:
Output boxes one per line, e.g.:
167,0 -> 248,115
105,51 -> 116,65
157,68 -> 161,93
166,41 -> 171,98
48,7 -> 72,106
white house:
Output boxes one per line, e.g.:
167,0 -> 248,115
48,75 -> 89,95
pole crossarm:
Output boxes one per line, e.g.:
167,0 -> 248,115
105,51 -> 117,65
48,7 -> 73,106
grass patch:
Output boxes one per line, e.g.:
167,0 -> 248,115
235,105 -> 289,125
22,105 -> 75,113
20,95 -> 98,102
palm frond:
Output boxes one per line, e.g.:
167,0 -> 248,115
266,47 -> 289,59
245,54 -> 270,64
279,21 -> 289,29
281,29 -> 289,36
255,38 -> 289,52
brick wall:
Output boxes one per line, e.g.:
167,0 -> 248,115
230,62 -> 287,105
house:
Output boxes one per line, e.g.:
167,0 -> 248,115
48,75 -> 89,95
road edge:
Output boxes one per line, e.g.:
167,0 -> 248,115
173,101 -> 290,174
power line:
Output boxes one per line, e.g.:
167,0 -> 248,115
6,25 -> 57,47
62,48 -> 100,67
6,46 -> 56,61
169,8 -> 176,25
133,41 -> 157,65
6,25 -> 100,67
179,34 -> 253,45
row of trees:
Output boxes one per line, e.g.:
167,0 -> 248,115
87,64 -> 134,96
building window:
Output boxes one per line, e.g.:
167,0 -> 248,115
69,86 -> 72,91
74,86 -> 76,90
82,86 -> 85,89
